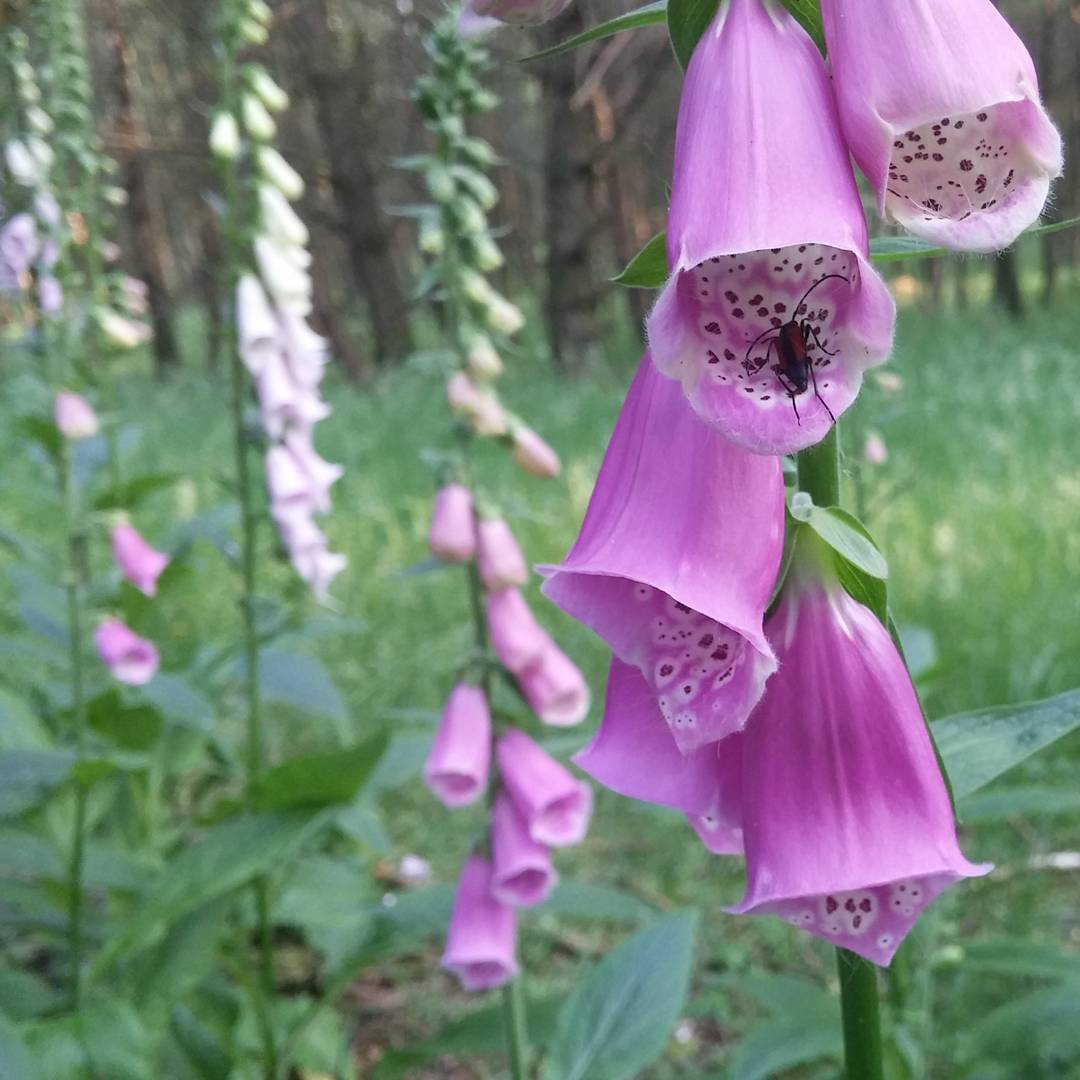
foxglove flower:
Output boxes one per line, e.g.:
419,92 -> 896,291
0,213 -> 38,279
518,642 -> 590,727
575,658 -> 740,827
53,392 -> 99,440
485,588 -> 549,674
729,537 -> 991,965
428,483 -> 476,563
543,356 -> 783,752
442,856 -> 518,991
94,619 -> 159,686
237,274 -> 280,376
265,432 -> 342,515
257,352 -> 331,438
491,792 -> 558,907
510,424 -> 560,478
645,0 -> 895,455
497,729 -> 591,847
821,0 -> 1063,252
476,518 -> 528,591
111,524 -> 169,597
424,682 -> 491,808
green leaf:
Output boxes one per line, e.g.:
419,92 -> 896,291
967,984 -> 1080,1070
870,215 -> 1080,263
958,783 -> 1080,823
794,505 -> 888,580
737,973 -> 841,1022
87,687 -> 163,752
778,0 -> 824,50
92,471 -> 180,512
96,811 -> 322,967
252,733 -> 387,811
140,674 -> 214,732
932,688 -> 1080,799
0,828 -> 63,879
730,1022 -> 841,1080
257,650 -> 348,725
539,881 -> 657,922
523,1 -> 666,61
544,912 -> 696,1080
0,749 -> 75,817
0,968 -> 65,1021
960,939 -> 1080,981
0,1009 -> 40,1080
667,0 -> 720,68
612,231 -> 668,288
16,415 -> 61,461
25,1001 -> 150,1080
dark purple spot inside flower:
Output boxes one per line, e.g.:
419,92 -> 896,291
960,159 -> 973,172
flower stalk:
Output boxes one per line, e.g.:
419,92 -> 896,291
796,424 -> 883,1079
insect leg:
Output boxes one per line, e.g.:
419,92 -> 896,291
803,321 -> 838,356
807,358 -> 836,425
772,360 -> 802,426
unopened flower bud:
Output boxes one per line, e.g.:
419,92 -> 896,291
484,292 -> 525,336
471,233 -> 504,272
239,17 -> 269,45
426,164 -> 456,203
248,66 -> 290,112
259,184 -> 309,247
466,335 -> 503,382
54,391 -> 99,440
242,94 -> 276,140
418,216 -> 444,256
257,146 -> 305,200
511,424 -> 561,478
209,111 -> 242,159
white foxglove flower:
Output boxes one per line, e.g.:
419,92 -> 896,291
257,147 -> 305,200
259,184 -> 309,247
209,112 -> 242,160
242,94 -> 276,141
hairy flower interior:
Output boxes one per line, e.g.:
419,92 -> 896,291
886,106 -> 1031,226
681,245 -> 858,417
633,584 -> 748,740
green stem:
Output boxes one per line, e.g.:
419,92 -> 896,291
61,443 -> 88,1009
500,976 -> 530,1080
797,425 -> 884,1080
220,14 -> 276,1077
836,948 -> 885,1080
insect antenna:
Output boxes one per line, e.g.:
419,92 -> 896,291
791,272 -> 851,316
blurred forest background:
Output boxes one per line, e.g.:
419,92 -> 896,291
85,0 -> 1080,380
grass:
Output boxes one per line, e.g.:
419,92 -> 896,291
2,283 -> 1079,1077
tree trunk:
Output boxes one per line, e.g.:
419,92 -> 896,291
102,0 -> 179,372
294,0 -> 412,371
993,250 -> 1024,318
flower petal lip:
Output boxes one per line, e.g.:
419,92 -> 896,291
645,0 -> 895,456
541,356 -> 783,750
491,792 -> 559,908
821,0 -> 1063,253
728,550 -> 991,966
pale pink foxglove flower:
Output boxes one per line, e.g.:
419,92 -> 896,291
423,683 -> 491,808
510,424 -> 560,478
237,274 -> 280,377
94,619 -> 159,686
728,536 -> 990,965
485,588 -> 549,674
645,0 -> 895,455
542,357 -> 783,752
53,392 -> 99,440
476,518 -> 528,591
265,433 -> 342,516
491,792 -> 558,907
257,352 -> 331,439
111,524 -> 169,597
497,728 -> 591,847
821,0 -> 1063,252
442,856 -> 518,991
428,483 -> 476,563
518,643 -> 590,727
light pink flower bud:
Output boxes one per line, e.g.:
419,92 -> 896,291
491,792 -> 558,907
511,425 -> 560,478
442,856 -> 518,992
497,729 -> 592,847
94,619 -> 159,686
485,588 -> 548,674
476,518 -> 528,591
111,524 -> 169,597
423,683 -> 491,808
466,336 -> 503,382
53,392 -> 99,440
446,372 -> 507,436
518,643 -> 590,727
863,432 -> 888,465
428,484 -> 476,563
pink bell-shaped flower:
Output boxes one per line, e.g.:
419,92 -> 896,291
111,524 -> 170,598
427,483 -> 476,563
491,792 -> 558,907
542,356 -> 783,752
442,856 -> 518,991
53,392 -> 99,441
236,274 -> 280,377
645,0 -> 895,455
497,728 -> 591,848
821,0 -> 1063,252
485,588 -> 549,675
729,535 -> 991,966
517,642 -> 590,727
94,619 -> 159,686
423,683 -> 492,808
510,424 -> 561,478
476,518 -> 528,591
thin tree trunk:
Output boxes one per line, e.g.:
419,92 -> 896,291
993,250 -> 1024,318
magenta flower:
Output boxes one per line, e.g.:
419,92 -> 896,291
53,391 -> 99,441
518,642 -> 590,728
575,658 -> 740,822
111,524 -> 169,597
476,518 -> 528,592
821,0 -> 1063,252
497,728 -> 591,848
442,856 -> 518,991
485,588 -> 549,675
645,0 -> 895,455
729,539 -> 991,966
94,619 -> 159,686
491,792 -> 558,908
542,356 -> 783,752
423,683 -> 492,808
428,483 -> 476,563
